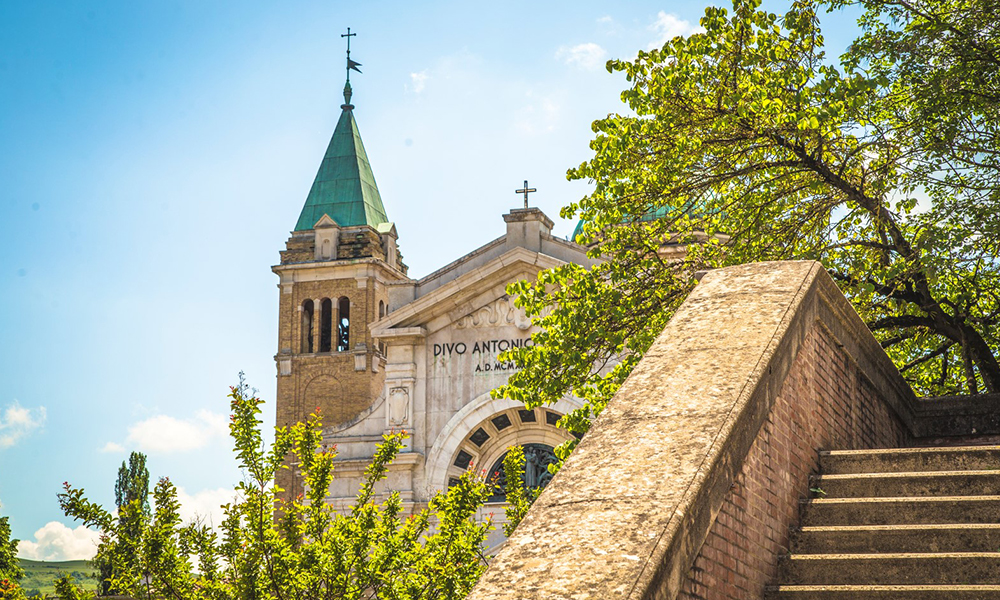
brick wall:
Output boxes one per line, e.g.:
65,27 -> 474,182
273,231 -> 404,501
678,323 -> 909,600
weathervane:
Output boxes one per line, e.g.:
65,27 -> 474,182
515,180 -> 537,209
342,27 -> 362,82
341,27 -> 362,107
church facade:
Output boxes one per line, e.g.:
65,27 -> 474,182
272,80 -> 594,539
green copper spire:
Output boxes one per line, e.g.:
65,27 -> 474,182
294,34 -> 387,232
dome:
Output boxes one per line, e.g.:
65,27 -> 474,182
571,203 -> 697,244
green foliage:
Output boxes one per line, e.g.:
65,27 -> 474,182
53,575 -> 92,600
494,259 -> 689,472
114,452 -> 150,514
837,0 -> 1000,216
833,0 -> 1000,393
500,446 -> 541,537
93,451 -> 151,596
0,516 -> 25,600
56,375 -> 494,600
0,518 -> 24,583
496,0 -> 1000,443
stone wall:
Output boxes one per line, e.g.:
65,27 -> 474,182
678,323 -> 907,599
467,261 -> 919,600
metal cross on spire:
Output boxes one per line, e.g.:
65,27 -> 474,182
515,180 -> 537,208
342,27 -> 362,83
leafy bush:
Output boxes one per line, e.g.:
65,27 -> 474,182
57,377 -> 494,600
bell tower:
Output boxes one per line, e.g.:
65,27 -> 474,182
272,67 -> 408,497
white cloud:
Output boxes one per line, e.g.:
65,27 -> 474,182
17,522 -> 100,561
648,12 -> 704,49
556,43 -> 608,71
596,15 -> 619,34
17,488 -> 238,561
0,402 -> 46,449
124,409 -> 228,454
409,70 -> 428,93
99,441 -> 125,453
176,486 -> 239,529
514,94 -> 562,135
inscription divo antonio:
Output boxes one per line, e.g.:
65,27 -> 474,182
432,338 -> 535,356
432,338 -> 534,373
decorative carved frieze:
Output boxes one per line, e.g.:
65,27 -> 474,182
455,295 -> 531,331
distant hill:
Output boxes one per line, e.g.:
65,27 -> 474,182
17,558 -> 100,598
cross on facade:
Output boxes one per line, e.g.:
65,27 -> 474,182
515,180 -> 537,208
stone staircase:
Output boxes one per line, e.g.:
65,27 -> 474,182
766,446 -> 1000,599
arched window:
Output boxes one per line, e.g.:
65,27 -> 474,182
319,298 -> 333,352
301,300 -> 314,353
487,444 -> 557,502
337,297 -> 350,352
377,301 -> 386,355
321,238 -> 331,259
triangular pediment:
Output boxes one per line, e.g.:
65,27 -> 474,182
371,247 -> 564,338
313,214 -> 340,229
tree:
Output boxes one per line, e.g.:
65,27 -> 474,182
56,376 -> 494,600
495,0 -> 1000,457
115,453 -> 150,516
841,0 -> 1000,229
93,452 -> 150,596
0,516 -> 25,600
838,0 -> 1000,393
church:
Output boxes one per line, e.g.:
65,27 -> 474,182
271,74 -> 594,542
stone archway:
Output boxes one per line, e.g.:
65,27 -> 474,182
424,392 -> 582,498
442,406 -> 573,498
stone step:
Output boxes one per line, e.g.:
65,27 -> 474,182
769,446 -> 1000,596
764,584 -> 1000,599
800,496 -> 1000,526
820,447 -> 1000,475
791,524 -> 1000,554
811,470 -> 1000,498
778,553 -> 1000,585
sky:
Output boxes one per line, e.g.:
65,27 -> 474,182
0,0 -> 863,561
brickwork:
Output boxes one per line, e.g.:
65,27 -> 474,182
677,322 -> 909,600
273,224 -> 407,501
337,229 -> 385,260
279,234 -> 314,264
279,278 -> 372,360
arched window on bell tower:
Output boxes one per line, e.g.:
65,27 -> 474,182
301,300 -> 314,353
377,300 -> 387,355
337,296 -> 350,352
320,298 -> 333,352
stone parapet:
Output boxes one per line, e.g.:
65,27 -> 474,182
910,393 -> 1000,440
467,260 -> 920,600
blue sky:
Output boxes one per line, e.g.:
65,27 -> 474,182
0,0 -> 861,560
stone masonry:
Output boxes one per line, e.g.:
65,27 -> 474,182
678,323 -> 909,599
467,260 -> 921,600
